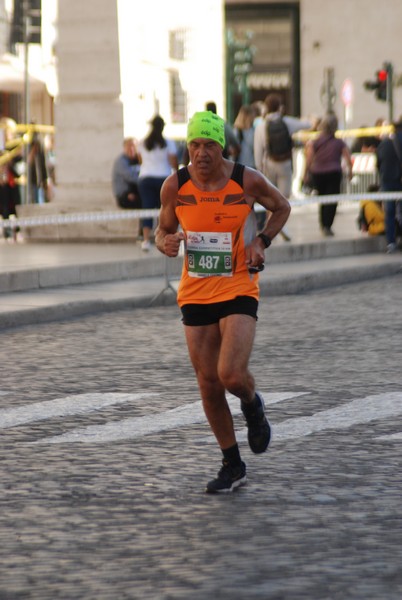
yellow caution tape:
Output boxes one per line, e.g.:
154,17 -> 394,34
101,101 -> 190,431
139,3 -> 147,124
0,139 -> 25,166
293,125 -> 394,142
0,123 -> 55,166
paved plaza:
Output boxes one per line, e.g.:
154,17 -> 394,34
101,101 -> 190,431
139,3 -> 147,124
0,274 -> 401,599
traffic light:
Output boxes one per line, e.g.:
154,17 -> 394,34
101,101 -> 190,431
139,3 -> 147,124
376,69 -> 388,101
363,63 -> 392,102
9,0 -> 42,47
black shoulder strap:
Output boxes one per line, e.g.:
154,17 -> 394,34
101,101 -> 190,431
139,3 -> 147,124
231,162 -> 245,186
265,117 -> 271,147
177,166 -> 190,188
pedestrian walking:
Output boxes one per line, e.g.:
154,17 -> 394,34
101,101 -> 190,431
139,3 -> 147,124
304,112 -> 352,237
254,93 -> 312,241
234,103 -> 265,230
233,104 -> 257,168
155,110 -> 291,493
137,115 -> 178,251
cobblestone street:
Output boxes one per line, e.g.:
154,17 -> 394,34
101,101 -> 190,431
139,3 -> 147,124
0,275 -> 401,599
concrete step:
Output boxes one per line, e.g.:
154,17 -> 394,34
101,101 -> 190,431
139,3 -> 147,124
0,236 -> 386,294
1,251 -> 401,330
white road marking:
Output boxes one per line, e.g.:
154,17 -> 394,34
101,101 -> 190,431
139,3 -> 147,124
32,391 -> 307,444
3,391 -> 401,446
233,392 -> 402,444
0,393 -> 156,428
375,432 -> 402,441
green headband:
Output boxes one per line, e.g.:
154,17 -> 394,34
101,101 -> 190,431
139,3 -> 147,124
187,111 -> 225,149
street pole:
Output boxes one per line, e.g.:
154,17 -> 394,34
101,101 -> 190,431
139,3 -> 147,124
320,68 -> 337,114
386,62 -> 394,123
23,0 -> 30,205
226,40 -> 233,124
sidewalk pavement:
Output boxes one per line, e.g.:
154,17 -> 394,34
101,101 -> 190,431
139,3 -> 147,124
0,204 -> 401,329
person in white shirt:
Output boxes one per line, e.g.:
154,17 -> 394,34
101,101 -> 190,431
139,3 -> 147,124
137,116 -> 178,251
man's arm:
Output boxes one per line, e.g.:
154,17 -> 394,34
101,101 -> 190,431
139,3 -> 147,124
245,167 -> 291,237
342,145 -> 353,180
304,139 -> 314,174
243,167 -> 291,267
283,116 -> 313,136
155,173 -> 184,257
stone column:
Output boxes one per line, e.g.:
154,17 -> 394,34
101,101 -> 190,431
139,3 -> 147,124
54,0 -> 123,208
18,0 -> 136,240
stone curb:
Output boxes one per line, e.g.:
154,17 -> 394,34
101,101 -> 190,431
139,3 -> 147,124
1,252 -> 401,330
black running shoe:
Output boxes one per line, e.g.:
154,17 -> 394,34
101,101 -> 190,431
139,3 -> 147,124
241,391 -> 271,454
206,460 -> 247,494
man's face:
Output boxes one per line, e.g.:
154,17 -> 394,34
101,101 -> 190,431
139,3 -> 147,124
125,141 -> 136,158
188,139 -> 223,174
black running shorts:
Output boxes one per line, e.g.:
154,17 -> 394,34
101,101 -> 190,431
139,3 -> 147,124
181,295 -> 258,326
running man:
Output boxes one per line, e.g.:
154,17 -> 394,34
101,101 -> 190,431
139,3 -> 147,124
155,111 -> 291,493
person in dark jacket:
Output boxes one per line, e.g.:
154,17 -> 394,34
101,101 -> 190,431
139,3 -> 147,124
112,137 -> 141,209
376,119 -> 402,252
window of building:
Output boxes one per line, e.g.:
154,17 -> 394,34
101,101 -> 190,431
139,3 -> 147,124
226,4 -> 300,118
169,29 -> 187,61
170,71 -> 187,123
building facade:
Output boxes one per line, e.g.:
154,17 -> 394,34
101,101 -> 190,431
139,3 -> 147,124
226,0 -> 402,127
2,0 -> 401,239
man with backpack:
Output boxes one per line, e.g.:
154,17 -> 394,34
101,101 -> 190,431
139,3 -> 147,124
254,93 -> 312,240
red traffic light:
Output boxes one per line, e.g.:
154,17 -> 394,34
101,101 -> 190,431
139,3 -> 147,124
363,63 -> 392,105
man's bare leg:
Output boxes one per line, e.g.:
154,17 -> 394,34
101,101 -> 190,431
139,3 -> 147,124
184,322 -> 237,449
184,316 -> 254,492
217,314 -> 256,404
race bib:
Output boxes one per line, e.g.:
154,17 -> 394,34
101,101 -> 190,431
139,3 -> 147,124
186,231 -> 233,277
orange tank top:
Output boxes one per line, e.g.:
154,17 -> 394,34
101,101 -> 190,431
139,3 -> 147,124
175,164 -> 259,307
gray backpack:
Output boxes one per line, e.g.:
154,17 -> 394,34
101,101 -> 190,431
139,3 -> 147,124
266,117 -> 292,160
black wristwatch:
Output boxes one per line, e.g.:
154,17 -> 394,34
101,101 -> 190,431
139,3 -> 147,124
257,233 -> 272,249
